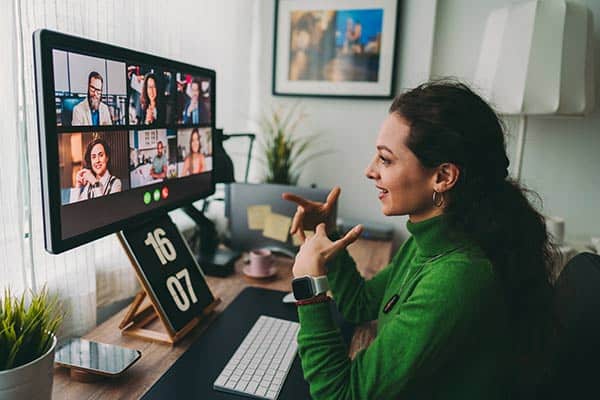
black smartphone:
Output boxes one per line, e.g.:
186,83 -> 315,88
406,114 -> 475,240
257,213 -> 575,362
54,338 -> 141,377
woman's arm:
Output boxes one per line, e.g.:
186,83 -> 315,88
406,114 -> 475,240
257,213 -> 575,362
197,154 -> 205,173
297,258 -> 497,399
182,157 -> 191,176
326,248 -> 394,324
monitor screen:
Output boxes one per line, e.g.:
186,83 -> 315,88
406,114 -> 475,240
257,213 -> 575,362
33,30 -> 216,254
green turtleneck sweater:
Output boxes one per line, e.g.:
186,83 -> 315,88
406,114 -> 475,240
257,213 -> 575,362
296,215 -> 511,399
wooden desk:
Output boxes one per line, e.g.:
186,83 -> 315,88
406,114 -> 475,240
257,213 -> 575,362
52,238 -> 392,399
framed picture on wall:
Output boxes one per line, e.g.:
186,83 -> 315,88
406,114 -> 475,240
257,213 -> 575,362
272,0 -> 400,99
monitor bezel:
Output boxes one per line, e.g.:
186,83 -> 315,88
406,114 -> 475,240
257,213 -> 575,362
33,29 -> 216,254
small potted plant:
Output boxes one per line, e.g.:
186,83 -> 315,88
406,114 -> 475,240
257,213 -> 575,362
258,103 -> 328,185
0,287 -> 62,400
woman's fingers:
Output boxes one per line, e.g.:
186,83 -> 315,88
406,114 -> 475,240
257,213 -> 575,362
281,192 -> 315,208
323,225 -> 363,260
290,205 -> 305,234
315,223 -> 327,236
324,186 -> 341,210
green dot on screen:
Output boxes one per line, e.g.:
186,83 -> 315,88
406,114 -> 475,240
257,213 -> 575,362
153,189 -> 160,202
143,192 -> 151,205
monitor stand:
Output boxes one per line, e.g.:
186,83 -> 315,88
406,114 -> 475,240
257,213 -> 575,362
183,205 -> 240,277
117,213 -> 221,345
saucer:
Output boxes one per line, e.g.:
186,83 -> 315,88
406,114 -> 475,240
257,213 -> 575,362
243,265 -> 277,279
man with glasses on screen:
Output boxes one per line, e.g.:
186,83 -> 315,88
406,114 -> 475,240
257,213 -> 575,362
72,71 -> 112,126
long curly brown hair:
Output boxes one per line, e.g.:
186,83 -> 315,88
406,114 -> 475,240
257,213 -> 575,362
390,79 -> 556,395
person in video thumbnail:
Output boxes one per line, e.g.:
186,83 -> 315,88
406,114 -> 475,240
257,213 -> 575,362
182,79 -> 208,124
182,128 -> 205,176
141,73 -> 159,125
150,140 -> 168,179
70,138 -> 122,202
72,71 -> 112,126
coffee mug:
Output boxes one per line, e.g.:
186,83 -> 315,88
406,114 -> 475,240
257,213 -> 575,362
248,248 -> 274,276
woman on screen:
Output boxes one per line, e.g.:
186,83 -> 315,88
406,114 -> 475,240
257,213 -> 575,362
70,138 -> 122,203
181,128 -> 205,176
140,73 -> 159,125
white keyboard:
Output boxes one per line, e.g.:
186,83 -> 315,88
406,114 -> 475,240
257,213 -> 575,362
213,315 -> 300,400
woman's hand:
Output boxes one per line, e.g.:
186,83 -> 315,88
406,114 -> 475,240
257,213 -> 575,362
293,223 -> 362,278
76,169 -> 96,187
145,105 -> 156,124
282,186 -> 341,241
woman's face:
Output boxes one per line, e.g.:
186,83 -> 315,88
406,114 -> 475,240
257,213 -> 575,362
146,77 -> 157,101
365,113 -> 438,221
191,132 -> 201,153
90,143 -> 108,177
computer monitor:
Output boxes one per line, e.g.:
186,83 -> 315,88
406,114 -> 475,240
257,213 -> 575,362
225,183 -> 335,255
33,29 -> 216,254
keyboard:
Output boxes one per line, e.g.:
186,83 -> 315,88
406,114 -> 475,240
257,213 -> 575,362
213,315 -> 300,400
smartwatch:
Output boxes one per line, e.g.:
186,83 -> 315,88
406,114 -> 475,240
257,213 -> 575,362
292,275 -> 329,301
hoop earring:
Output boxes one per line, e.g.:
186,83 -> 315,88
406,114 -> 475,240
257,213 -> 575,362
432,190 -> 444,208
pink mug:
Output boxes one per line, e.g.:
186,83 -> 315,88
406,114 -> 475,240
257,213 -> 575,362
248,249 -> 274,276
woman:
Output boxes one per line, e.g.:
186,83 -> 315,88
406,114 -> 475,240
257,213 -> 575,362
181,128 -> 205,176
284,80 -> 554,399
140,72 -> 159,125
70,138 -> 122,202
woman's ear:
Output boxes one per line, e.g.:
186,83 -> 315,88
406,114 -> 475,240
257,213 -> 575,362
433,162 -> 460,193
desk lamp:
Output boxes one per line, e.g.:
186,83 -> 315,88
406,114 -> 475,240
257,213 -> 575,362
473,0 -> 594,181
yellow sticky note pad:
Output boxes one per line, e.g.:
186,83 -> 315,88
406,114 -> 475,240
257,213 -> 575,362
247,205 -> 272,230
262,213 -> 292,243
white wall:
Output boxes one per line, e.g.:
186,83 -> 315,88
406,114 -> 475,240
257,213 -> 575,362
245,0 -> 599,248
249,0 -> 438,247
431,0 -> 600,243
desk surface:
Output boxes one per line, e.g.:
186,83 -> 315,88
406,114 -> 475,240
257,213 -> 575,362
52,238 -> 392,399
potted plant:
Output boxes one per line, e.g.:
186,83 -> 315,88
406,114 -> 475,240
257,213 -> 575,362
258,103 -> 328,185
0,287 -> 62,400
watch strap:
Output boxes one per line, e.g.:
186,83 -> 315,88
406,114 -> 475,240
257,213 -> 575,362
312,275 -> 329,295
296,293 -> 330,306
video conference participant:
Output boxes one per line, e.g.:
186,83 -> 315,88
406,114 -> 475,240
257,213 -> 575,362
285,80 -> 555,398
181,128 -> 205,176
182,79 -> 209,124
70,138 -> 122,203
141,72 -> 160,125
150,141 -> 167,179
72,71 -> 112,126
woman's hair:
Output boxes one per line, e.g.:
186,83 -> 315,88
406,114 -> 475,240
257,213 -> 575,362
390,79 -> 555,388
189,128 -> 201,154
140,72 -> 157,111
84,138 -> 111,176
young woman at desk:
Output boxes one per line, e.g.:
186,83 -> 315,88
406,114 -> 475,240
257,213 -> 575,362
284,80 -> 554,399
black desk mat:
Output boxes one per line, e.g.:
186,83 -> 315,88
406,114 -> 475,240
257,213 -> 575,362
141,287 -> 313,399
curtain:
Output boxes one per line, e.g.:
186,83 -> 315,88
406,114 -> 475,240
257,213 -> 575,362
0,0 -> 259,338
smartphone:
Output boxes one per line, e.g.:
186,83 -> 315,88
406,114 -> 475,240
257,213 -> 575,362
54,338 -> 141,377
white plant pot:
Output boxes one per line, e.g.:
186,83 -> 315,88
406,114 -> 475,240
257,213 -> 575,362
0,335 -> 57,400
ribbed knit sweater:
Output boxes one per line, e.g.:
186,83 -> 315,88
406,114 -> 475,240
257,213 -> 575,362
296,215 -> 511,399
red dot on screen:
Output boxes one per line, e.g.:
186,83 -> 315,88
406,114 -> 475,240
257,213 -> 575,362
161,187 -> 169,199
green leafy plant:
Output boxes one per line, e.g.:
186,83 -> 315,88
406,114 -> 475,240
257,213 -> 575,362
258,103 -> 328,185
0,287 -> 62,371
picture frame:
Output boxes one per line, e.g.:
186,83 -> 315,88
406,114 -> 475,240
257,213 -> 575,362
272,0 -> 400,99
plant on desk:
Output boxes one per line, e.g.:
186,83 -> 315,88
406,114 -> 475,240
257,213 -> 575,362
258,102 -> 328,185
0,287 -> 63,400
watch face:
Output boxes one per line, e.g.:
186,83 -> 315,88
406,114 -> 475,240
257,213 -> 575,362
292,277 -> 314,300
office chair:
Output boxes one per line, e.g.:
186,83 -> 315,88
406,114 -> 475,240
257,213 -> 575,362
538,252 -> 600,399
